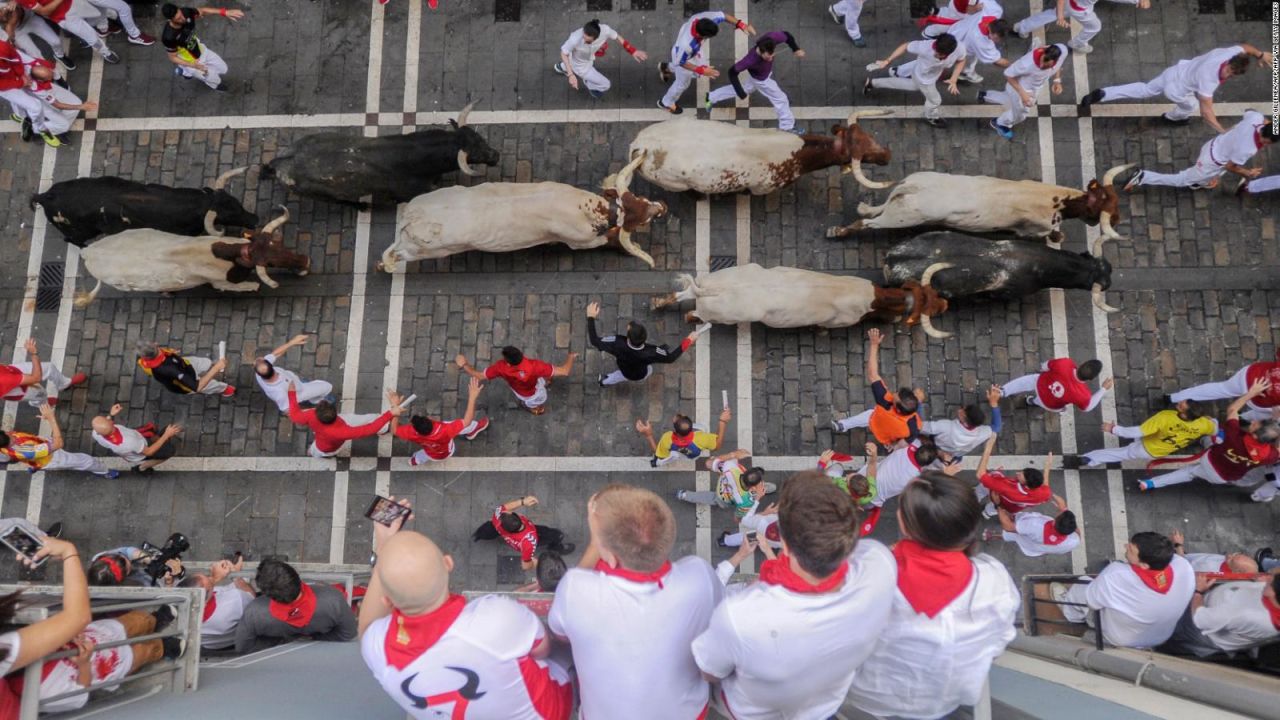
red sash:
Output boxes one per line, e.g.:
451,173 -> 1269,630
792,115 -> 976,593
594,559 -> 671,589
1068,0 -> 1086,12
860,506 -> 882,537
1262,594 -> 1280,631
268,583 -> 317,627
103,428 -> 124,445
758,555 -> 849,594
1131,563 -> 1174,594
893,540 -> 974,618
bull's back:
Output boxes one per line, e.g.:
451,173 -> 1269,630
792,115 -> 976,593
695,264 -> 873,327
884,233 -> 1034,299
84,232 -> 233,291
632,119 -> 803,193
885,173 -> 1078,233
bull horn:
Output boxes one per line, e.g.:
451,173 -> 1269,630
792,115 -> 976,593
455,100 -> 476,128
846,109 -> 894,126
255,265 -> 280,289
1091,233 -> 1110,258
203,210 -> 224,237
920,262 -> 954,287
849,159 -> 893,190
457,149 -> 481,176
1101,163 -> 1135,187
920,313 -> 952,339
262,205 -> 290,234
617,229 -> 655,269
613,151 -> 646,193
1098,211 -> 1124,242
1091,283 -> 1118,313
213,166 -> 248,190
73,279 -> 102,309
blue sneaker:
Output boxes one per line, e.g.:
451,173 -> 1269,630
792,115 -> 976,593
104,469 -> 120,479
588,89 -> 604,100
1137,479 -> 1154,492
990,119 -> 1013,140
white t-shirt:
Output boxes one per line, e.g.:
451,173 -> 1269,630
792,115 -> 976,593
201,584 -> 255,650
692,541 -> 897,720
548,556 -> 722,720
670,11 -> 725,67
1193,582 -> 1280,653
362,595 -> 570,720
1206,110 -> 1267,167
1084,555 -> 1195,648
938,0 -> 1003,19
91,424 -> 148,464
847,555 -> 1019,720
1184,552 -> 1228,573
255,353 -> 304,413
951,14 -> 1002,65
1004,511 -> 1079,557
872,444 -> 925,505
1164,45 -> 1242,99
40,619 -> 133,713
906,39 -> 967,84
1003,44 -> 1068,95
560,24 -> 618,72
920,417 -> 992,455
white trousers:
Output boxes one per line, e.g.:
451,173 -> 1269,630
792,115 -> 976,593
1101,68 -> 1199,120
1245,174 -> 1280,193
44,449 -> 110,476
186,356 -> 228,395
179,43 -> 227,89
1145,453 -> 1227,489
507,377 -> 548,408
57,11 -> 110,58
13,14 -> 66,60
36,84 -> 80,135
1002,372 -> 1064,413
661,63 -> 698,108
1061,580 -> 1092,624
1082,441 -> 1152,467
870,63 -> 943,119
1013,6 -> 1101,47
1170,365 -> 1273,420
1136,138 -> 1224,188
601,366 -> 652,386
85,0 -> 141,37
568,59 -> 610,93
1,88 -> 47,132
708,74 -> 794,129
833,0 -> 865,40
0,362 -> 73,406
306,413 -> 387,458
833,408 -> 874,433
984,84 -> 1033,128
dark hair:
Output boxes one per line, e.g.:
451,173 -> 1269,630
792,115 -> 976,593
1022,468 -> 1045,489
410,416 -> 434,436
161,3 -> 178,19
913,444 -> 939,467
693,18 -> 720,38
1054,510 -> 1077,536
626,322 -> 647,346
501,346 -> 523,365
847,473 -> 870,499
499,512 -> 524,534
583,19 -> 601,38
178,576 -> 203,589
1130,531 -> 1174,570
88,553 -> 129,586
1077,359 -> 1103,381
1271,573 -> 1280,598
899,470 -> 981,551
536,551 -> 567,593
1253,420 -> 1280,444
1228,53 -> 1250,74
256,559 -> 302,603
962,404 -> 986,427
314,401 -> 338,425
988,18 -> 1010,38
1041,44 -> 1062,63
1180,400 -> 1206,421
0,591 -> 20,662
777,471 -> 858,578
933,34 -> 958,55
894,388 -> 918,415
673,414 -> 693,436
255,359 -> 274,379
1263,123 -> 1276,142
742,467 -> 765,488
756,36 -> 776,54
136,341 -> 161,359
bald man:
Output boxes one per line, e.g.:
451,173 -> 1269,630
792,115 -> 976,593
90,403 -> 182,474
359,528 -> 572,720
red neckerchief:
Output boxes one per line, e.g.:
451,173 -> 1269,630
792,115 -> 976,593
594,559 -> 672,589
138,352 -> 169,370
758,554 -> 849,594
670,431 -> 696,448
860,506 -> 882,537
384,594 -> 466,671
1218,560 -> 1232,574
953,0 -> 970,11
918,14 -> 958,27
1130,563 -> 1174,595
1262,594 -> 1280,631
202,591 -> 218,622
1068,0 -> 1085,11
1242,433 -> 1273,464
1042,520 -> 1069,545
978,15 -> 998,35
893,539 -> 974,618
103,428 -> 124,445
1033,48 -> 1046,66
1255,128 -> 1265,150
268,583 -> 318,627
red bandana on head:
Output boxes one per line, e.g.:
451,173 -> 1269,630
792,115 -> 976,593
1130,563 -> 1174,594
384,594 -> 466,671
1042,520 -> 1069,545
978,15 -> 998,35
764,523 -> 781,543
594,559 -> 672,589
268,583 -> 318,627
893,539 -> 974,618
1033,48 -> 1046,66
1263,594 -> 1280,631
758,555 -> 848,594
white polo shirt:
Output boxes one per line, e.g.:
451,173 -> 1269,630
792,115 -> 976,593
905,39 -> 967,84
1184,552 -> 1229,573
872,444 -> 925,505
1206,110 -> 1267,167
951,14 -> 1002,65
255,353 -> 305,413
91,424 -> 149,464
1084,555 -> 1196,648
1003,44 -> 1068,95
692,540 -> 897,720
920,417 -> 992,455
201,584 -> 255,650
1193,581 -> 1280,653
1003,511 -> 1079,557
561,24 -> 618,72
548,556 -> 722,720
1165,45 -> 1242,99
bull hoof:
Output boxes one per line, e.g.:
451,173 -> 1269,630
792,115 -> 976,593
825,226 -> 850,239
683,311 -> 699,324
650,296 -> 670,310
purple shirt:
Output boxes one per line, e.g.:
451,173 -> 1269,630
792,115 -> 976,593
731,31 -> 797,81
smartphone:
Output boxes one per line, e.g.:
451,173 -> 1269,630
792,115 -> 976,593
0,524 -> 45,568
365,496 -> 411,527
744,532 -> 758,544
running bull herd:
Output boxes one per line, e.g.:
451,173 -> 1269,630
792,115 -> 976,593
28,106 -> 1131,335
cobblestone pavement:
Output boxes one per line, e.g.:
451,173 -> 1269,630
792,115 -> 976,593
0,0 -> 1275,595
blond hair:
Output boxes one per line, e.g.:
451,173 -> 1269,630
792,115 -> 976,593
594,484 -> 676,573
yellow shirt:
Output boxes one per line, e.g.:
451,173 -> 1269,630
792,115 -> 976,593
655,430 -> 718,460
1138,410 -> 1218,457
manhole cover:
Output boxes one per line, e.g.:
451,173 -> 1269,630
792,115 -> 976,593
494,0 -> 520,22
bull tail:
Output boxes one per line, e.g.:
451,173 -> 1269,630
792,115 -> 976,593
73,280 -> 102,309
29,192 -> 44,210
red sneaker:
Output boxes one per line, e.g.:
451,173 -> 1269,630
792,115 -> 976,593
69,372 -> 87,387
409,455 -> 420,467
221,385 -> 236,397
428,0 -> 438,7
465,417 -> 490,439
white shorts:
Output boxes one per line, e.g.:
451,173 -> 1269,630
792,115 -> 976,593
509,377 -> 548,408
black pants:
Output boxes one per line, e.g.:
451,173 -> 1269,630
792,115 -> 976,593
472,521 -> 567,552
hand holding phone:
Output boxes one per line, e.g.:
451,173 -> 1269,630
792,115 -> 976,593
365,496 -> 413,527
0,518 -> 47,568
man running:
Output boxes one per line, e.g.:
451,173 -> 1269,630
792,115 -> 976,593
1,403 -> 118,478
161,3 -> 243,92
1125,111 -> 1273,190
986,494 -> 1080,557
705,31 -> 805,133
388,379 -> 490,465
1171,349 -> 1280,421
456,346 -> 576,416
1001,356 -> 1112,414
1013,0 -> 1149,54
25,61 -> 97,147
0,338 -> 87,407
675,448 -> 774,520
656,9 -> 754,115
288,386 -> 398,459
85,0 -> 154,46
637,408 -> 730,466
586,302 -> 696,387
253,333 -> 333,414
864,34 -> 966,128
554,18 -> 647,100
90,403 -> 181,474
981,42 -> 1067,140
14,0 -> 120,65
1069,401 -> 1217,469
828,0 -> 868,47
136,341 -> 232,397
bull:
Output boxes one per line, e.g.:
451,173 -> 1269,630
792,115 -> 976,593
616,111 -> 893,196
882,231 -> 1117,337
649,262 -> 951,338
377,155 -> 665,271
261,103 -> 500,205
826,164 -> 1133,241
74,207 -> 310,307
29,167 -> 259,248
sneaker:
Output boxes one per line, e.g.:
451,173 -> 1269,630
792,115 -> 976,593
69,372 -> 87,387
830,419 -> 844,433
674,489 -> 688,501
152,604 -> 176,632
221,385 -> 236,397
95,24 -> 110,38
213,82 -> 228,92
1255,547 -> 1275,567
1251,489 -> 1274,503
1159,112 -> 1190,126
976,90 -> 987,103
1079,88 -> 1103,109
161,635 -> 185,660
39,131 -> 61,148
784,127 -> 804,135
658,62 -> 674,84
588,89 -> 604,99
102,51 -> 120,64
20,117 -> 32,143
465,417 -> 490,440
852,36 -> 866,48
1023,395 -> 1037,408
106,18 -> 123,35
554,542 -> 576,554
56,133 -> 72,148
58,55 -> 76,71
1123,169 -> 1144,193
553,62 -> 567,76
1137,479 -> 1154,492
103,469 -> 120,479
960,72 -> 983,84
131,465 -> 156,474
716,530 -> 730,548
128,32 -> 156,46
982,503 -> 998,519
704,96 -> 712,112
43,522 -> 63,539
1068,41 -> 1093,54
862,76 -> 873,96
1235,177 -> 1251,197
990,119 -> 1013,140
1015,26 -> 1029,39
8,113 -> 19,123
656,99 -> 682,115
827,5 -> 843,23
925,117 -> 948,128
1060,455 -> 1084,470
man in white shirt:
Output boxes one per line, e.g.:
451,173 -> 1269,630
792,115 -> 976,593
948,14 -> 1011,84
986,494 -> 1080,557
921,384 -> 1002,460
656,10 -> 754,115
693,472 -> 896,720
871,442 -> 941,507
254,333 -> 334,413
180,557 -> 255,650
1055,531 -> 1195,648
982,43 -> 1067,139
1082,44 -> 1273,131
865,34 -> 966,128
1165,574 -> 1280,657
549,484 -> 722,720
24,63 -> 95,147
90,403 -> 181,474
1013,0 -> 1148,54
1170,529 -> 1259,575
1126,111 -> 1273,190
554,19 -> 646,100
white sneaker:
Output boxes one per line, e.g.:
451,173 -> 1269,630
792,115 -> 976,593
1049,582 -> 1070,604
1251,489 -> 1275,503
1069,41 -> 1093,53
828,4 -> 843,23
982,504 -> 998,519
830,418 -> 845,433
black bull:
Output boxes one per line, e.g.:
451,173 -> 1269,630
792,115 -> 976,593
30,177 -> 259,248
883,232 -> 1115,309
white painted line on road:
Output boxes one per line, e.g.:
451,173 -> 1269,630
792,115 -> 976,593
695,193 -> 711,563
330,470 -> 349,564
403,0 -> 422,117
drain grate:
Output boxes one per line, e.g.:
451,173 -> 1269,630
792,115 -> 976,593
683,0 -> 709,15
587,0 -> 612,10
494,0 -> 520,22
708,255 -> 736,272
36,262 -> 63,311
631,0 -> 656,8
909,0 -> 935,17
1196,0 -> 1225,13
1233,0 -> 1268,20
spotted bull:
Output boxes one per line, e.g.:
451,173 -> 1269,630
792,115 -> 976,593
377,156 -> 666,271
616,111 -> 893,196
827,164 -> 1133,241
650,262 -> 951,337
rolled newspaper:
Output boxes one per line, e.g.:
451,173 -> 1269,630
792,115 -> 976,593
722,390 -> 729,410
218,341 -> 226,361
396,394 -> 418,412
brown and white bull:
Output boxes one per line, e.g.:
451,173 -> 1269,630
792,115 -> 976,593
616,111 -> 894,196
376,156 -> 666,271
825,164 -> 1134,241
649,262 -> 952,338
75,207 -> 310,307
